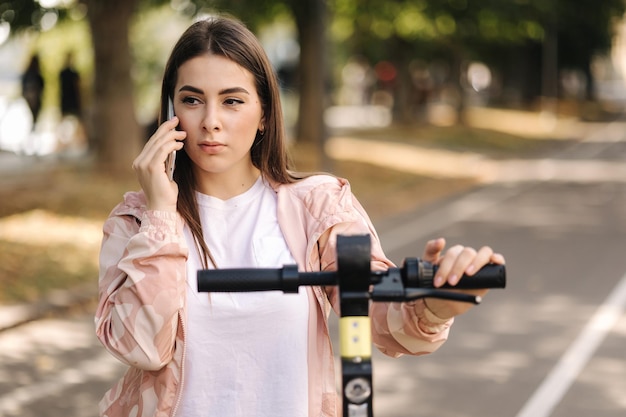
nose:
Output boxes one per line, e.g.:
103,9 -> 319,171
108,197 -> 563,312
202,103 -> 221,132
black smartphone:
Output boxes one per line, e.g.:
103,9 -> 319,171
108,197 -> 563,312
165,97 -> 176,181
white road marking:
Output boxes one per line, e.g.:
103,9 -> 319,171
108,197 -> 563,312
515,273 -> 626,417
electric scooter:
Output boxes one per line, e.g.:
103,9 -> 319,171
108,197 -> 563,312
198,234 -> 506,417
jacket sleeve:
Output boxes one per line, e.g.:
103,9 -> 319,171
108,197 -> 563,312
319,188 -> 454,358
95,199 -> 188,371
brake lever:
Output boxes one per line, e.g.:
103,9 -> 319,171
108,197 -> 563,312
369,270 -> 481,304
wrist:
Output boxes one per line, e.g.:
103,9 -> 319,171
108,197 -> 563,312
146,203 -> 177,212
422,298 -> 453,321
140,210 -> 183,238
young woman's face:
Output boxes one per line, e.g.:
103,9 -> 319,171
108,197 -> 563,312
174,53 -> 264,183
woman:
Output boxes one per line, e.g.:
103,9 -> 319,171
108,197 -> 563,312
95,16 -> 505,417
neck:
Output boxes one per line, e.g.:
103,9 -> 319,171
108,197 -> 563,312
194,166 -> 261,200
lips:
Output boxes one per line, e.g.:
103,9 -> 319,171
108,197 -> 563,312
199,142 -> 225,154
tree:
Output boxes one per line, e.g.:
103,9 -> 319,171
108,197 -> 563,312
553,0 -> 625,100
85,0 -> 142,175
290,0 -> 328,145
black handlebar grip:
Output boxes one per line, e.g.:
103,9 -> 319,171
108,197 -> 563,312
197,265 -> 301,293
403,259 -> 506,289
439,263 -> 506,289
198,260 -> 505,293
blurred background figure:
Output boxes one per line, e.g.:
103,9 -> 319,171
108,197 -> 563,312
59,52 -> 81,119
20,54 -> 44,129
57,52 -> 87,155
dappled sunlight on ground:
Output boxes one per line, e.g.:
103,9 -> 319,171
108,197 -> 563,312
0,317 -> 125,416
366,289 -> 626,416
578,355 -> 626,409
0,209 -> 102,248
464,107 -> 583,140
326,136 -> 489,180
326,107 -> 626,190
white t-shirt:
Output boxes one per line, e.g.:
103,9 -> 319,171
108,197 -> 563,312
178,177 -> 309,417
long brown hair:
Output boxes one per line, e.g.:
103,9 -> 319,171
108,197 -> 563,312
159,16 -> 298,268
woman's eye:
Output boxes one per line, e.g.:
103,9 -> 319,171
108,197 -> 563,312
182,96 -> 200,105
224,98 -> 244,105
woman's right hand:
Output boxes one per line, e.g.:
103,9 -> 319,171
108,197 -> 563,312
132,116 -> 186,212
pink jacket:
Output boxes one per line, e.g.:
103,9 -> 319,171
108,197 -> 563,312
96,175 -> 453,417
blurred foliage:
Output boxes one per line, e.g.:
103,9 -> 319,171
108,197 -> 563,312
328,0 -> 625,69
4,0 -> 624,79
2,0 -> 624,121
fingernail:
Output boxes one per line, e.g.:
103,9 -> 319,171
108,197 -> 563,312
466,264 -> 475,275
449,274 -> 459,286
434,275 -> 444,287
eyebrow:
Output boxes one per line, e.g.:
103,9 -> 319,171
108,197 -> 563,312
178,85 -> 250,95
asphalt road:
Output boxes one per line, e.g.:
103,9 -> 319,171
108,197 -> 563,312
364,126 -> 626,417
1,126 -> 626,417
369,180 -> 626,417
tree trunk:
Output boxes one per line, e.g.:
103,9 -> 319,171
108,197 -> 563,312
391,39 -> 414,125
541,17 -> 559,114
86,0 -> 141,177
584,58 -> 595,101
291,0 -> 328,148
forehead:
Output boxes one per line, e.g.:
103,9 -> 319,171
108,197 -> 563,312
176,53 -> 256,91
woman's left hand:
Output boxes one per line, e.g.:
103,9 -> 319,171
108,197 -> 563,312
420,238 -> 505,319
